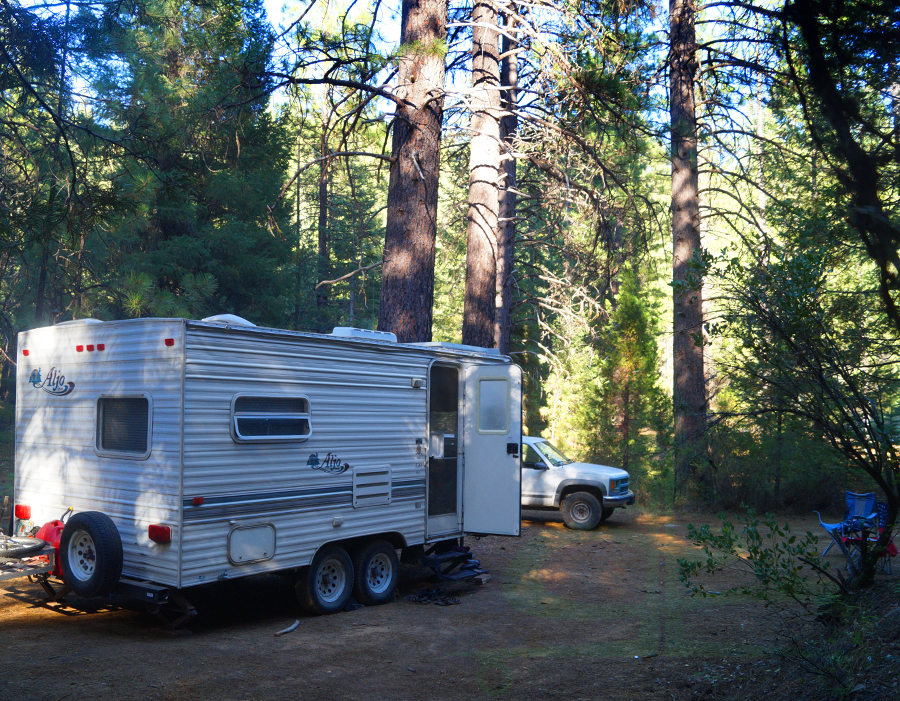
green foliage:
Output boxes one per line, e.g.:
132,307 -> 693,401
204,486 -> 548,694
589,266 -> 669,473
397,39 -> 448,60
678,510 -> 846,613
536,263 -> 669,498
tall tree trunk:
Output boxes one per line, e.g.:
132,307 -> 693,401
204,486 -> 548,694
670,0 -> 704,495
494,10 -> 518,356
462,0 -> 502,348
34,243 -> 49,324
620,384 -> 632,474
294,131 -> 304,328
378,0 -> 447,343
774,407 -> 783,506
891,63 -> 900,162
316,137 -> 330,332
35,0 -> 71,327
756,84 -> 768,264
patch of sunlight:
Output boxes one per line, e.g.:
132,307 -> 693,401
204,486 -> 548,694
523,568 -> 571,583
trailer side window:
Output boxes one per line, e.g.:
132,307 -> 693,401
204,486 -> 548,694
96,396 -> 151,458
231,395 -> 311,442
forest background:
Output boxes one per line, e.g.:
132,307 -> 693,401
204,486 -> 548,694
1,0 -> 898,534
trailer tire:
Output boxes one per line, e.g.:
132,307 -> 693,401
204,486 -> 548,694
59,511 -> 123,598
296,545 -> 354,615
352,540 -> 399,606
561,492 -> 602,530
0,535 -> 45,559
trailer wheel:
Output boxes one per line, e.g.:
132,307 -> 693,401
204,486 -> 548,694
352,540 -> 399,606
296,545 -> 354,615
59,511 -> 123,598
0,535 -> 45,559
561,492 -> 602,530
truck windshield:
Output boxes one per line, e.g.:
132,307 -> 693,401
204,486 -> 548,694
536,441 -> 573,466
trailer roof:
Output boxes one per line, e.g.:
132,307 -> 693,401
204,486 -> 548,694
22,317 -> 511,362
185,319 -> 510,361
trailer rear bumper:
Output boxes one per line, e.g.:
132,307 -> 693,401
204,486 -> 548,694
115,578 -> 171,605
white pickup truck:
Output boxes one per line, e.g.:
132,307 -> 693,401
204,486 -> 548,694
521,436 -> 635,530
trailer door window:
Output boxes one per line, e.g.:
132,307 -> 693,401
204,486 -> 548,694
477,378 -> 510,434
232,395 -> 311,442
96,396 -> 151,458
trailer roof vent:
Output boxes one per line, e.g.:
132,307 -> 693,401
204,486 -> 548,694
56,318 -> 103,326
409,341 -> 501,355
201,314 -> 256,327
331,327 -> 397,343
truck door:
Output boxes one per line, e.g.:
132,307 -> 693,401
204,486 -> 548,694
462,363 -> 522,536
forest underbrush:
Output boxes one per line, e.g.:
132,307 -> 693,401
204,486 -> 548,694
701,576 -> 900,701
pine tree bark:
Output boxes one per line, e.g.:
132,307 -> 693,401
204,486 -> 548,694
316,134 -> 330,332
378,0 -> 447,343
494,10 -> 518,356
462,0 -> 502,349
670,0 -> 705,494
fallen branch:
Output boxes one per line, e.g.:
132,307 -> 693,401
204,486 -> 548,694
274,620 -> 300,637
315,262 -> 384,290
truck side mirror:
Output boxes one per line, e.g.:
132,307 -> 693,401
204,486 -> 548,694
531,461 -> 549,470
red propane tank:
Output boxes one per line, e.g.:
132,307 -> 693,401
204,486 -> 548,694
34,520 -> 66,577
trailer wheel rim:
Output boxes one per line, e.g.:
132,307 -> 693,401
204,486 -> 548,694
365,553 -> 393,594
67,529 -> 98,582
571,501 -> 591,523
315,556 -> 347,603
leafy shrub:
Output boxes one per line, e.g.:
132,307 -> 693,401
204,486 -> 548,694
677,510 -> 847,613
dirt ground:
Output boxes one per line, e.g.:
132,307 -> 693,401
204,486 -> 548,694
0,509 -> 823,701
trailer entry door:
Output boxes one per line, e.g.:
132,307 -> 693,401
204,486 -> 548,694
427,364 -> 462,537
462,364 -> 522,536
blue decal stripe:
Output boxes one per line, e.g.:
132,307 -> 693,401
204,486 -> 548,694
182,478 -> 426,522
183,485 -> 352,523
391,478 -> 426,501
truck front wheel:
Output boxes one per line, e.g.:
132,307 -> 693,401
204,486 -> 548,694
561,492 -> 602,530
59,511 -> 123,598
600,507 -> 615,523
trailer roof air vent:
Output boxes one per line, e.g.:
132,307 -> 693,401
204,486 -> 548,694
331,327 -> 397,343
409,341 -> 501,355
56,318 -> 103,326
201,314 -> 256,327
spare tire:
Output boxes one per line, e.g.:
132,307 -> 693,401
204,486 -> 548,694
59,511 -> 123,598
0,535 -> 46,559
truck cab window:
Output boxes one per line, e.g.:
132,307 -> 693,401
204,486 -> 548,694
523,445 -> 542,467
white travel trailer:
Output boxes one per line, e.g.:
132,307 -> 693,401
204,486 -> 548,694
11,316 -> 522,619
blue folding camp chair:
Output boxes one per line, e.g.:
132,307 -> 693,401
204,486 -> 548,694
840,500 -> 899,574
815,491 -> 877,556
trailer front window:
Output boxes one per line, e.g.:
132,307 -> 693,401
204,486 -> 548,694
231,395 -> 311,442
96,396 -> 151,457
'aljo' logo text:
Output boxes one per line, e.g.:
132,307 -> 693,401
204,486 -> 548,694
28,367 -> 75,396
307,452 -> 350,474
